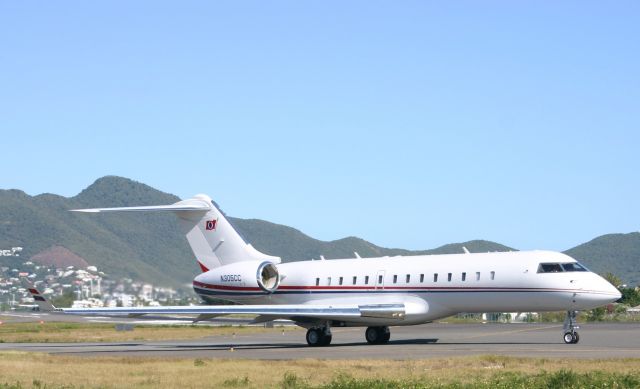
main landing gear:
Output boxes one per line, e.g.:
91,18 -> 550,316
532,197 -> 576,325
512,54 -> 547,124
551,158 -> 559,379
365,326 -> 390,344
305,325 -> 392,346
306,326 -> 332,347
563,310 -> 580,344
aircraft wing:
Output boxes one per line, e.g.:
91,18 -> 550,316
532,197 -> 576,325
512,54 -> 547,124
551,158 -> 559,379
22,279 -> 405,324
60,304 -> 406,323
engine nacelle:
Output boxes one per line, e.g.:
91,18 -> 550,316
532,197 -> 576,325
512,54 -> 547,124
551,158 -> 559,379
194,261 -> 280,293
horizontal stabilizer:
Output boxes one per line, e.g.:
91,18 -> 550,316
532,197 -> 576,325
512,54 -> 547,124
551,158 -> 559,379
71,203 -> 211,213
70,193 -> 280,270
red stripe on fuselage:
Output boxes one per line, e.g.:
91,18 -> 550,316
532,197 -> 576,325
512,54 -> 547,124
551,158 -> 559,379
192,280 -> 261,291
192,280 -> 587,294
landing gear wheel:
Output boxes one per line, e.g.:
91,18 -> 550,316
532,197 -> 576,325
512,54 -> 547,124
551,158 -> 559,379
320,334 -> 332,346
306,328 -> 332,347
563,311 -> 580,344
365,326 -> 390,344
563,332 -> 574,344
306,328 -> 322,346
381,331 -> 391,343
563,331 -> 580,344
365,327 -> 379,344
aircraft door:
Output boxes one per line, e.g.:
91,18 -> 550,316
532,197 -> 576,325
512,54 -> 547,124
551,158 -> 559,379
376,270 -> 385,290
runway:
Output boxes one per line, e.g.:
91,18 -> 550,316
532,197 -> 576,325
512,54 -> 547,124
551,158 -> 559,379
1,322 -> 639,359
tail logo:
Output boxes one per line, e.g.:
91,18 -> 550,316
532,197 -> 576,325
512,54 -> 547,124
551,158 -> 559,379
205,218 -> 218,231
29,288 -> 46,301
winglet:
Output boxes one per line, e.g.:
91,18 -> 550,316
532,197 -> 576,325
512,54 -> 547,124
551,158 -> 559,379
21,278 -> 56,311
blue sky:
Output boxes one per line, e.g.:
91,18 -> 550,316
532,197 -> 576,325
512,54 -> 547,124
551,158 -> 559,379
1,1 -> 638,252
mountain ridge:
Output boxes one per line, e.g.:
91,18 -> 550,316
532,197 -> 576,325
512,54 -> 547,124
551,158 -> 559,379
1,176 -> 638,286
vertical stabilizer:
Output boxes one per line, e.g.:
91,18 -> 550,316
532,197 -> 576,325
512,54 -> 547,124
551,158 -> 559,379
174,194 -> 280,270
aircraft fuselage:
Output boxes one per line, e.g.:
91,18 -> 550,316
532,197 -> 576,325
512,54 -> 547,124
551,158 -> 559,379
193,250 -> 619,326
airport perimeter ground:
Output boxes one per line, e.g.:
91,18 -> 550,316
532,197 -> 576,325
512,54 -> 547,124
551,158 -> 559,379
0,314 -> 639,388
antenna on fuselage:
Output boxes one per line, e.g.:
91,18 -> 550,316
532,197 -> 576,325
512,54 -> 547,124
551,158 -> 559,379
354,252 -> 361,259
462,246 -> 470,254
320,255 -> 325,260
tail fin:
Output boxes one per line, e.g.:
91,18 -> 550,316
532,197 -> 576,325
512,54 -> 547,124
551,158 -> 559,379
21,278 -> 56,311
72,194 -> 280,271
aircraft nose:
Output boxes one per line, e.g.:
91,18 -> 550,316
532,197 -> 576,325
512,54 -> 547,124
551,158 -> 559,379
600,278 -> 622,302
576,275 -> 622,309
610,285 -> 622,301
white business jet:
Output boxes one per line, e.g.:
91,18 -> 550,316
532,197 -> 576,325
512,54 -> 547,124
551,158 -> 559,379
27,194 -> 620,346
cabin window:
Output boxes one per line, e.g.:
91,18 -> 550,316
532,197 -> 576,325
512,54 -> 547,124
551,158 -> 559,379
352,276 -> 357,285
420,274 -> 424,283
406,274 -> 411,283
490,271 -> 495,280
393,275 -> 398,284
315,278 -> 320,286
462,272 -> 466,281
447,273 -> 452,282
476,272 -> 480,281
433,273 -> 438,282
378,275 -> 383,284
365,275 -> 369,285
327,277 -> 332,286
339,277 -> 343,285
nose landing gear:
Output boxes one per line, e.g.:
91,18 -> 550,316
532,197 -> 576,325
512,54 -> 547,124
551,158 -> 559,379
563,310 -> 580,344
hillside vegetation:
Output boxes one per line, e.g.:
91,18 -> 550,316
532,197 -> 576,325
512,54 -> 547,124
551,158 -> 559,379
1,176 -> 638,286
564,232 -> 640,286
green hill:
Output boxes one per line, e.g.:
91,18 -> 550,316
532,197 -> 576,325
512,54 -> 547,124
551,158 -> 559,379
1,176 -> 638,286
564,233 -> 640,286
0,176 -> 511,286
0,177 -> 196,286
231,218 -> 513,261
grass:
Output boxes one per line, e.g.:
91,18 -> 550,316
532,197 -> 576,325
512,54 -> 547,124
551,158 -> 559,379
0,321 -> 639,387
0,353 -> 638,388
0,321 -> 299,343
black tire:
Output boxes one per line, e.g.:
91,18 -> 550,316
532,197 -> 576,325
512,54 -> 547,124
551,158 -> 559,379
320,334 -> 332,346
381,331 -> 391,343
365,327 -> 380,344
306,328 -> 322,347
366,326 -> 390,344
563,331 -> 575,344
572,332 -> 580,344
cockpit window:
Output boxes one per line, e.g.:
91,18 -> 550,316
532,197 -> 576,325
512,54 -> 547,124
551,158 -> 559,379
561,262 -> 588,272
538,263 -> 563,273
538,262 -> 589,273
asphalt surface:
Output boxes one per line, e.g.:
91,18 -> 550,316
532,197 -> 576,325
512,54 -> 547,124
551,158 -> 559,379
1,313 -> 639,359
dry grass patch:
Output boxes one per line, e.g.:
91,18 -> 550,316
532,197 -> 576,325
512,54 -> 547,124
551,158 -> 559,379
0,353 -> 638,388
0,322 -> 299,343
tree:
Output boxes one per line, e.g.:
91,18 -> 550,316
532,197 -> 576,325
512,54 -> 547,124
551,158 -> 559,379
603,272 -> 623,289
586,307 -> 606,321
620,288 -> 640,307
51,291 -> 75,308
